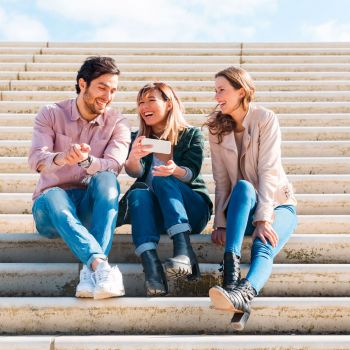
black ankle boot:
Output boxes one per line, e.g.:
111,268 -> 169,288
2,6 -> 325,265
209,278 -> 257,331
220,252 -> 241,292
163,231 -> 201,281
140,250 -> 168,297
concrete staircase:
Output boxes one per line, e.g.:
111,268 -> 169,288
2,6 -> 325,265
0,41 -> 350,349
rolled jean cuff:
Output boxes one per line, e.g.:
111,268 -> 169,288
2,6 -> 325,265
135,242 -> 157,257
167,223 -> 191,238
87,254 -> 107,269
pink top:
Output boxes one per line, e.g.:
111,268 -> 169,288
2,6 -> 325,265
28,98 -> 131,200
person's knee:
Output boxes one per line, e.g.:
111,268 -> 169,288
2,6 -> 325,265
33,205 -> 59,239
40,187 -> 68,212
127,188 -> 151,206
232,180 -> 255,201
152,176 -> 175,192
251,238 -> 274,260
91,171 -> 119,200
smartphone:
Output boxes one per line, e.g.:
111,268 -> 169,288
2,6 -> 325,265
141,138 -> 171,154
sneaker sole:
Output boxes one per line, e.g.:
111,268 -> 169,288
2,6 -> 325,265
93,289 -> 125,300
209,286 -> 242,313
75,290 -> 94,298
163,261 -> 192,280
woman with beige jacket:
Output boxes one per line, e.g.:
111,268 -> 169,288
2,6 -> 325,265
207,66 -> 297,330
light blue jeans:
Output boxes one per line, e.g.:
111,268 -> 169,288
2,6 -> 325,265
225,180 -> 297,293
127,176 -> 211,256
32,171 -> 120,267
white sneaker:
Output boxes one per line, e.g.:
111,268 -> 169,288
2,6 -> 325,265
92,262 -> 125,300
75,265 -> 95,298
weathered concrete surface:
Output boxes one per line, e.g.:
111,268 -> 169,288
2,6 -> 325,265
0,263 -> 348,297
1,233 -> 350,264
0,297 -> 349,335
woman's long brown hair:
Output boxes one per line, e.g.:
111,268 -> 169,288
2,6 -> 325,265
205,66 -> 255,144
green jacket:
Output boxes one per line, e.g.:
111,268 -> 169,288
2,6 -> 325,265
117,126 -> 213,226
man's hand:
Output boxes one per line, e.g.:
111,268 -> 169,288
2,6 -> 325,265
54,143 -> 91,166
211,227 -> 226,246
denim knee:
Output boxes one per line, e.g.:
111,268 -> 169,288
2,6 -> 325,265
233,180 -> 255,199
89,171 -> 120,201
251,238 -> 274,261
33,189 -> 64,239
152,175 -> 175,191
127,187 -> 151,204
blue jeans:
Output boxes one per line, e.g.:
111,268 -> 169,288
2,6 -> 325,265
127,176 -> 211,256
225,180 -> 297,293
32,171 -> 120,267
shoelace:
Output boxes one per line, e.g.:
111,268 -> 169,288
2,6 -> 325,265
93,268 -> 113,284
80,269 -> 92,283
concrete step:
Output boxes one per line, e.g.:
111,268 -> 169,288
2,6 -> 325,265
1,233 -> 350,263
1,140 -> 349,158
0,47 -> 42,54
23,62 -> 350,72
0,81 -> 9,91
0,213 -> 347,235
46,42 -> 350,48
0,192 -> 347,215
11,54 -> 349,64
3,335 -> 350,350
3,90 -> 350,103
16,334 -> 350,350
1,101 -> 349,114
30,55 -> 241,64
0,72 -> 19,80
46,42 -> 241,48
1,262 -> 349,297
0,42 -> 46,47
0,156 -> 349,175
41,47 -> 242,55
242,48 -> 350,55
0,296 -> 349,334
12,71 -> 350,81
242,42 -> 350,48
1,173 -> 349,194
0,55 -> 34,63
1,125 -> 349,141
0,113 -> 349,127
37,45 -> 350,54
6,80 -> 350,91
0,63 -> 25,71
8,80 -> 350,92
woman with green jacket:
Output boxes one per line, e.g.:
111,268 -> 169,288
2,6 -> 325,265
118,82 -> 212,296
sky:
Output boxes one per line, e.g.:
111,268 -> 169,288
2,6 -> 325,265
0,0 -> 350,42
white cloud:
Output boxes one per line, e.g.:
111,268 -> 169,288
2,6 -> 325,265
303,20 -> 350,41
0,6 -> 49,41
35,0 -> 276,41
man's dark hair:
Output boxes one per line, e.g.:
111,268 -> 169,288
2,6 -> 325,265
75,56 -> 120,94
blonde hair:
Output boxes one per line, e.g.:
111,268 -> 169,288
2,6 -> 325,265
205,66 -> 256,143
136,82 -> 188,145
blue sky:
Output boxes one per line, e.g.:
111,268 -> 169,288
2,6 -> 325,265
0,0 -> 350,42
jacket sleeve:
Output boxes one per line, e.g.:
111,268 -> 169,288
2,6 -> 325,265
28,106 -> 63,174
176,127 -> 204,180
253,111 -> 281,223
209,132 -> 231,229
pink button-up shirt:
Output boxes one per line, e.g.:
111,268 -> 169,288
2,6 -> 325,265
28,99 -> 131,200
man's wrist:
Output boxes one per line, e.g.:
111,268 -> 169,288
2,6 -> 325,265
53,153 -> 66,166
78,155 -> 93,168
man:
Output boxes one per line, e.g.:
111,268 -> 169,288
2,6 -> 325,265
28,56 -> 131,299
